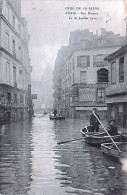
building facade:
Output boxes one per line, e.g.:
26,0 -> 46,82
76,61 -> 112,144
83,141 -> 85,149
54,29 -> 126,119
53,46 -> 68,115
105,44 -> 127,128
0,0 -> 33,124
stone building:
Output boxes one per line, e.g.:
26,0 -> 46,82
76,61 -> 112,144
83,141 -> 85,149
54,29 -> 126,119
105,43 -> 127,128
53,46 -> 68,115
0,0 -> 33,124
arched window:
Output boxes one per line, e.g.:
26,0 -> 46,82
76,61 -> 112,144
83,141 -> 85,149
97,68 -> 108,83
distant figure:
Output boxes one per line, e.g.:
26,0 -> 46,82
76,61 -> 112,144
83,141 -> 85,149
108,120 -> 118,136
90,108 -> 100,132
53,109 -> 57,117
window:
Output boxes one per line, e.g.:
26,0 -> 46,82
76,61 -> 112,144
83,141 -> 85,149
7,92 -> 11,101
97,68 -> 108,83
119,57 -> 124,82
13,66 -> 16,84
19,70 -> 23,88
6,62 -> 10,83
19,45 -> 21,50
12,39 -> 16,56
111,62 -> 116,84
72,58 -> 75,70
12,15 -> 15,28
5,5 -> 9,20
18,24 -> 21,35
93,54 -> 108,66
80,71 -> 86,83
25,96 -> 27,104
69,76 -> 71,86
14,94 -> 17,103
20,95 -> 23,103
73,73 -> 74,84
77,56 -> 90,68
97,88 -> 105,102
5,32 -> 9,51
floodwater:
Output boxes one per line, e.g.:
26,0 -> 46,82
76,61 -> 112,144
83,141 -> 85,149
0,115 -> 127,195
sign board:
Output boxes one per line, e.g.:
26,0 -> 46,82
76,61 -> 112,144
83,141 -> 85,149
31,94 -> 37,99
79,88 -> 96,102
75,107 -> 108,111
106,95 -> 127,103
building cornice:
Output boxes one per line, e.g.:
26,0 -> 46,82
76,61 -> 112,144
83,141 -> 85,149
0,14 -> 23,42
104,43 -> 127,61
0,47 -> 23,65
106,92 -> 127,97
0,83 -> 28,93
62,44 -> 123,67
7,0 -> 23,26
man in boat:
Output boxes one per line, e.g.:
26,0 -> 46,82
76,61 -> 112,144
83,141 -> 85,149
90,108 -> 100,132
108,120 -> 118,136
53,109 -> 57,117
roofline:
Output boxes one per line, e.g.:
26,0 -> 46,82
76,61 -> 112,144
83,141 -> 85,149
104,43 -> 127,61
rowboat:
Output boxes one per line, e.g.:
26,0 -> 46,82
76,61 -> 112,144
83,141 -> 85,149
85,133 -> 120,146
49,116 -> 66,120
81,126 -> 120,146
101,142 -> 127,162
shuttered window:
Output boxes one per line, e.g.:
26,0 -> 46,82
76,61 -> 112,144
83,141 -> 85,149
77,56 -> 90,68
111,62 -> 116,84
119,57 -> 124,82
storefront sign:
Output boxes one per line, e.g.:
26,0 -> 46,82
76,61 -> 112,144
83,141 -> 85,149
31,94 -> 37,99
75,107 -> 108,111
106,95 -> 127,103
79,88 -> 96,102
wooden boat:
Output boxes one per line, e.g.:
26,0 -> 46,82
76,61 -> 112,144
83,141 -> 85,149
120,133 -> 127,142
101,142 -> 127,162
81,126 -> 106,137
81,126 -> 120,146
49,116 -> 66,120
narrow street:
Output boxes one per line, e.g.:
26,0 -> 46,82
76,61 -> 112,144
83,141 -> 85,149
0,116 -> 127,195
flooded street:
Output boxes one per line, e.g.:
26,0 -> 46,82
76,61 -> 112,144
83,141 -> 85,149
0,116 -> 127,195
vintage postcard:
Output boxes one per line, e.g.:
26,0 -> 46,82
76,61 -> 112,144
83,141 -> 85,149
0,0 -> 127,194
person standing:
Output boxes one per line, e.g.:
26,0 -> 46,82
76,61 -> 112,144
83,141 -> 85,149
90,108 -> 100,132
53,109 -> 57,117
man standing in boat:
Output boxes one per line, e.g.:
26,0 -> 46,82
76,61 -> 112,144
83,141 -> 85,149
53,109 -> 57,117
90,108 -> 100,132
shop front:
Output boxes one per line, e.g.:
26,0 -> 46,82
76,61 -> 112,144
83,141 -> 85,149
106,94 -> 127,128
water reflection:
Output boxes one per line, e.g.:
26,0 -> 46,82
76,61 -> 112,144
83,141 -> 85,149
0,117 -> 127,195
53,119 -> 127,195
0,121 -> 33,195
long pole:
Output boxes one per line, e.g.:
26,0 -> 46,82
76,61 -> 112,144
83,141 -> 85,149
57,137 -> 84,145
93,111 -> 121,152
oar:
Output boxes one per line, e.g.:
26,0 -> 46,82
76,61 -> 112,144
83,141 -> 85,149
57,137 -> 84,145
93,111 -> 121,152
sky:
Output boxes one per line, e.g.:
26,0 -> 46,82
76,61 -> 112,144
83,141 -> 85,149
21,0 -> 127,81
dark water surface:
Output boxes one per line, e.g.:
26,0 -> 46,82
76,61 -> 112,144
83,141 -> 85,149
0,116 -> 127,195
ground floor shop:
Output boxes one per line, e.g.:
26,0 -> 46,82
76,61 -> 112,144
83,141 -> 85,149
107,102 -> 127,128
67,106 -> 108,120
0,84 -> 33,124
0,107 -> 29,124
